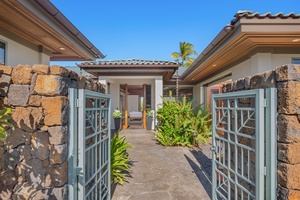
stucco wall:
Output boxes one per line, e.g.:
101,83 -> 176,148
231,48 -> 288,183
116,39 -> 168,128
223,64 -> 300,199
232,53 -> 300,80
0,64 -> 105,199
0,29 -> 51,66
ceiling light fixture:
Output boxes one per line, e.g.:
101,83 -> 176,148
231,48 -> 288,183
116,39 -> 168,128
292,39 -> 300,42
59,47 -> 66,51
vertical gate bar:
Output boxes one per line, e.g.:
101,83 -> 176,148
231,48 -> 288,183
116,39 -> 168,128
68,88 -> 78,200
211,96 -> 217,200
234,98 -> 238,199
255,89 -> 265,200
107,97 -> 111,199
227,99 -> 231,199
78,89 -> 86,200
266,88 -> 277,199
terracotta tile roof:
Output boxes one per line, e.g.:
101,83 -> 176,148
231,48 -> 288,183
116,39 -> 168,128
231,10 -> 300,25
80,59 -> 178,66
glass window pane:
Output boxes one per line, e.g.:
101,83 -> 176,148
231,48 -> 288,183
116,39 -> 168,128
292,58 -> 300,64
0,42 -> 5,65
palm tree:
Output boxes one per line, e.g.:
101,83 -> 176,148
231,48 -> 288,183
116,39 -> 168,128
171,42 -> 198,100
171,42 -> 198,67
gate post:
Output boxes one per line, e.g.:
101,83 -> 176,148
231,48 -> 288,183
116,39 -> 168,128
265,88 -> 277,200
255,89 -> 265,200
68,88 -> 78,200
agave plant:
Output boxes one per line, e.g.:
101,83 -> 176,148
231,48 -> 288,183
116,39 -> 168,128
111,131 -> 132,185
0,107 -> 13,141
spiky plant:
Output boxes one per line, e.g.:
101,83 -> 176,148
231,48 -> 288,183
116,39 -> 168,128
111,131 -> 132,185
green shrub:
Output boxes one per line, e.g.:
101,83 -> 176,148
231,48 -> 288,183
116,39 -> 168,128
111,131 -> 132,185
191,106 -> 212,146
156,92 -> 211,147
0,107 -> 12,141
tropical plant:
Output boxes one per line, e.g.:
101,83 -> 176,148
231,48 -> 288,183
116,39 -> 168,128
171,42 -> 198,67
111,131 -> 132,185
112,109 -> 122,118
0,107 -> 12,141
146,109 -> 154,118
156,92 -> 211,147
191,106 -> 212,146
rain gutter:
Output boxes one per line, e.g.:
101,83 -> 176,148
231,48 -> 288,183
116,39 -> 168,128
180,24 -> 234,80
34,0 -> 105,59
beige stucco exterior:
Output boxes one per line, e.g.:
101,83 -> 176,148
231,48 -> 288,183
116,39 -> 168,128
0,28 -> 51,66
231,53 -> 300,80
193,52 -> 300,106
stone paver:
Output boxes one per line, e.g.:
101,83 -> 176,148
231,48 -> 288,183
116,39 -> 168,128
112,128 -> 212,200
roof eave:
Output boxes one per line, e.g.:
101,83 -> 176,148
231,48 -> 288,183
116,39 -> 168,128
34,0 -> 105,59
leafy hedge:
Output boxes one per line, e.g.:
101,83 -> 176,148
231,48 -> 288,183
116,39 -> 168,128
156,94 -> 211,147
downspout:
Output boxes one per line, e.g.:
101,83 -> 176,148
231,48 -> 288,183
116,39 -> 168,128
181,24 -> 234,80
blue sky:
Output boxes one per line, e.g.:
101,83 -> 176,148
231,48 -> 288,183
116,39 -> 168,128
50,0 -> 300,67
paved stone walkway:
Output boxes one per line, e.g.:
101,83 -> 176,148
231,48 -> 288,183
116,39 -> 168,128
111,128 -> 212,200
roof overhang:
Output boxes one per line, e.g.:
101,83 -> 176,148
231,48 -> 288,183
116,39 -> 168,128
181,16 -> 300,84
0,0 -> 104,61
77,63 -> 179,82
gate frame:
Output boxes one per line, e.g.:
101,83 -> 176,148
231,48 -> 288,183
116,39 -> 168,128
211,88 -> 277,200
68,88 -> 111,200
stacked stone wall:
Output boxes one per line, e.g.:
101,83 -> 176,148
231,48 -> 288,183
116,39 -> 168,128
222,64 -> 300,199
0,64 -> 105,199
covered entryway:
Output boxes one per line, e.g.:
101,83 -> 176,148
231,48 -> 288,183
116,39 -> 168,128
120,84 -> 151,129
77,59 -> 179,131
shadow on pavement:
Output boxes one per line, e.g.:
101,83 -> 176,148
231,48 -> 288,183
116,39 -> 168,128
184,149 -> 213,199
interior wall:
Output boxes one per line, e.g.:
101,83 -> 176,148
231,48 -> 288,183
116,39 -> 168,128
128,95 -> 139,112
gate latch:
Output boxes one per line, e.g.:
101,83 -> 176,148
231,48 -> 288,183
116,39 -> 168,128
210,146 -> 216,152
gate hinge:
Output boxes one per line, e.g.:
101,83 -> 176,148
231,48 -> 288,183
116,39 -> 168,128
76,99 -> 81,108
264,166 -> 267,176
263,99 -> 267,107
76,167 -> 83,175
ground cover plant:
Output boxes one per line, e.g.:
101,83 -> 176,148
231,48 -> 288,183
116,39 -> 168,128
0,107 -> 12,141
156,92 -> 211,147
111,131 -> 132,185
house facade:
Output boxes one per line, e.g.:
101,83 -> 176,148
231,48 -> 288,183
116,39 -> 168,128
181,11 -> 300,108
0,0 -> 104,66
79,11 -> 300,130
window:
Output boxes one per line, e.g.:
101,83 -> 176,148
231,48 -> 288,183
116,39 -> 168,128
292,58 -> 300,64
163,86 -> 193,101
0,41 -> 5,65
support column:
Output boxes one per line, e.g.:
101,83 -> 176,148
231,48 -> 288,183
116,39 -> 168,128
155,76 -> 163,127
123,84 -> 128,129
143,84 -> 146,129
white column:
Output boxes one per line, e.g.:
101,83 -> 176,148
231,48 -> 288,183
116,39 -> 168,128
154,76 -> 163,127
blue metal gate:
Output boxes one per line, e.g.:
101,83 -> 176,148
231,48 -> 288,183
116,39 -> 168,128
69,89 -> 111,200
211,88 -> 277,200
